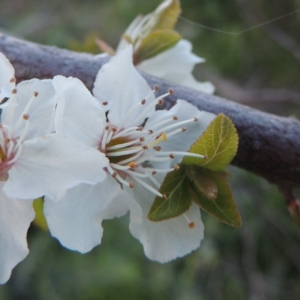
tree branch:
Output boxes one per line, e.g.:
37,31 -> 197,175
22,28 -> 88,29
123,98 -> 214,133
1,32 -> 300,192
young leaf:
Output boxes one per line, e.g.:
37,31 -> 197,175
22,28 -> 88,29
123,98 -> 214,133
133,30 -> 181,65
183,114 -> 238,170
188,166 -> 242,227
151,0 -> 181,31
148,166 -> 193,221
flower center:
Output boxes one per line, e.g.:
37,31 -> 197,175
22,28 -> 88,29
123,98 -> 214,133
0,88 -> 38,179
100,87 -> 205,201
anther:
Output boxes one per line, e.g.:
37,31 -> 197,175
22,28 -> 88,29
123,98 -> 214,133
169,154 -> 175,159
189,222 -> 195,229
154,85 -> 159,91
173,116 -> 178,120
162,194 -> 168,200
174,164 -> 180,170
194,117 -> 198,122
138,126 -> 144,131
152,170 -> 157,175
103,102 -> 108,106
141,99 -> 146,105
129,182 -> 135,188
181,127 -> 187,132
158,99 -> 163,105
34,92 -> 38,97
12,89 -> 17,94
142,145 -> 148,150
139,137 -> 145,142
23,114 -> 29,120
154,146 -> 161,151
168,89 -> 174,95
112,172 -> 118,178
10,77 -> 16,83
204,155 -> 208,160
128,162 -> 136,168
105,125 -> 109,130
111,127 -> 117,133
148,129 -> 153,134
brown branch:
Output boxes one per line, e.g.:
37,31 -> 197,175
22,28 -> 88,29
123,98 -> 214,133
1,32 -> 300,192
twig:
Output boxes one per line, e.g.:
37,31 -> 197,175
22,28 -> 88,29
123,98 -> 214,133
1,32 -> 300,193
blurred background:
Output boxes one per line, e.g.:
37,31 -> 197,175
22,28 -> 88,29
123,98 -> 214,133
1,0 -> 300,299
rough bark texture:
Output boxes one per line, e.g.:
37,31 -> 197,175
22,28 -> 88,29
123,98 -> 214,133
1,32 -> 300,191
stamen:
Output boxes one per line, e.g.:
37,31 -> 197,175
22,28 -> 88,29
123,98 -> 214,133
106,146 -> 143,157
154,151 -> 205,159
168,88 -> 174,95
147,132 -> 167,148
15,93 -> 37,128
106,138 -> 141,150
0,129 -> 5,150
162,118 -> 197,133
109,163 -> 131,171
106,165 -> 131,187
18,119 -> 30,143
106,129 -> 115,145
147,117 -> 175,131
7,140 -> 22,164
113,126 -> 139,139
101,126 -> 109,150
6,140 -> 14,159
131,176 -> 164,198
131,91 -> 171,127
103,101 -> 108,106
166,128 -> 186,139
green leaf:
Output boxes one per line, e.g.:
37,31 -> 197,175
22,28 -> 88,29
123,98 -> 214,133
151,0 -> 181,31
188,166 -> 242,227
33,197 -> 48,231
183,114 -> 238,170
189,169 -> 218,201
148,166 -> 193,221
133,29 -> 181,65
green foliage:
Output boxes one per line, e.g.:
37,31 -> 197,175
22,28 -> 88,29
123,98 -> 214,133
133,30 -> 181,64
149,113 -> 240,226
148,167 -> 193,221
188,166 -> 242,227
183,114 -> 238,170
151,0 -> 181,31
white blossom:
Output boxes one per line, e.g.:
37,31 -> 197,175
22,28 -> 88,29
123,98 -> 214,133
44,45 -> 216,262
116,1 -> 215,94
0,52 -> 108,284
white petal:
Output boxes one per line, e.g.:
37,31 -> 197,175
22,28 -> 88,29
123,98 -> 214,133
4,133 -> 109,200
157,100 -> 216,165
0,52 -> 15,101
2,79 -> 56,139
93,45 -> 154,127
0,182 -> 34,284
128,179 -> 204,262
53,76 -> 106,148
138,40 -> 214,93
99,189 -> 142,224
44,176 -> 119,253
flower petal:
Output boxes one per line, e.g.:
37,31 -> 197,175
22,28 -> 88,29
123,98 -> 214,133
53,76 -> 106,148
44,176 -> 120,253
3,133 -> 108,200
128,179 -> 204,262
138,40 -> 214,93
2,79 -> 56,139
0,52 -> 15,101
93,45 -> 154,127
0,182 -> 34,284
152,100 -> 216,165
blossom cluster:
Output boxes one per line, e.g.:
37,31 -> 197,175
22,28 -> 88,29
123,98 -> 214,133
0,45 -> 215,284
